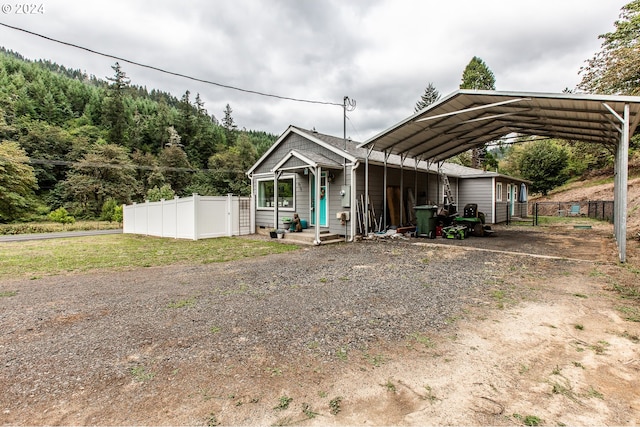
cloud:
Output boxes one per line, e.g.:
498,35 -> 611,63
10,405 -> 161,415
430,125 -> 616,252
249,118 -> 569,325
0,0 -> 626,139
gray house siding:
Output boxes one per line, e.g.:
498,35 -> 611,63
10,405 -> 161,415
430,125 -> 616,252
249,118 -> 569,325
458,178 -> 493,223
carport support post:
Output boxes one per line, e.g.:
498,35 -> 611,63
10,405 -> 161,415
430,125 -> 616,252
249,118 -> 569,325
617,104 -> 629,263
383,150 -> 390,230
314,166 -> 322,244
604,102 -> 629,263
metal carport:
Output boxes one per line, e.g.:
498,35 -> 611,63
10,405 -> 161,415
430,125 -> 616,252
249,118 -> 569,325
359,90 -> 640,263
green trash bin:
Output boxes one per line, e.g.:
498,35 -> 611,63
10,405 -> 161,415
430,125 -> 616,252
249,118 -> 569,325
414,205 -> 438,238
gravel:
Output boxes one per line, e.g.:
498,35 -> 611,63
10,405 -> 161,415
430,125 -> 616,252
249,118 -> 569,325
0,236 -> 546,422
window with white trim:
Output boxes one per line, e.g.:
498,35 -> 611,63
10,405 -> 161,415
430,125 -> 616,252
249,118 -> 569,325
507,184 -> 512,202
257,177 -> 295,209
496,182 -> 503,202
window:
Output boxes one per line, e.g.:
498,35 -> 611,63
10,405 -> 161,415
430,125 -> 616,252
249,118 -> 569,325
496,182 -> 503,202
507,184 -> 512,202
257,177 -> 294,209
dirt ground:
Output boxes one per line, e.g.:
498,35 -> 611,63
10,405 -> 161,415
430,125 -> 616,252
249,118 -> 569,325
1,223 -> 639,426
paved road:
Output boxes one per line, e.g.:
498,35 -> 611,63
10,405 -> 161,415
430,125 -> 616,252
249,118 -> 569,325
0,229 -> 123,242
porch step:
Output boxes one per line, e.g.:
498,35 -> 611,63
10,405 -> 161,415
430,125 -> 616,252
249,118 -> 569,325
280,229 -> 343,245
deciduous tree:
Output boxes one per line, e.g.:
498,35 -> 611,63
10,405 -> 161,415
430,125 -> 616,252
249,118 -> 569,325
579,0 -> 640,95
0,140 -> 38,221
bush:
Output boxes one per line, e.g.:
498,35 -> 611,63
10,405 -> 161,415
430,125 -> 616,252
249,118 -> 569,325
100,198 -> 122,222
48,207 -> 75,225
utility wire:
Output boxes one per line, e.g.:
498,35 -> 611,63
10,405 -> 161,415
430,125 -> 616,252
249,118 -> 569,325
0,22 -> 343,107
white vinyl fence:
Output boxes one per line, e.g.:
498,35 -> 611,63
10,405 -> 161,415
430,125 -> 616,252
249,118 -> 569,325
123,194 -> 253,240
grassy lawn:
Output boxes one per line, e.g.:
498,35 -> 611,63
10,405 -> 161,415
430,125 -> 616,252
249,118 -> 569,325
0,235 -> 299,280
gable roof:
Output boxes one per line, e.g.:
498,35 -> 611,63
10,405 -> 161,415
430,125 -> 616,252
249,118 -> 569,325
248,125 -> 527,182
360,90 -> 640,162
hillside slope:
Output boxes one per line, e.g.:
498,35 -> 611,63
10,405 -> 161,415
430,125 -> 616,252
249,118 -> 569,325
532,155 -> 640,237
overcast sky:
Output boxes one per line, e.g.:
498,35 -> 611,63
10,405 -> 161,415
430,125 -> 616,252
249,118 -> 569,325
0,0 -> 626,141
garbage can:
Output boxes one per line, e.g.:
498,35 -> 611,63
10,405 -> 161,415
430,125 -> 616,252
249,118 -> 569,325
414,205 -> 438,238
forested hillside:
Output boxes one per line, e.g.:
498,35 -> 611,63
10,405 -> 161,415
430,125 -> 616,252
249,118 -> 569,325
0,47 -> 277,222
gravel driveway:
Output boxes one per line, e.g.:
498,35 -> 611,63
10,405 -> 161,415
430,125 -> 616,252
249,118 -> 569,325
0,224 -> 626,425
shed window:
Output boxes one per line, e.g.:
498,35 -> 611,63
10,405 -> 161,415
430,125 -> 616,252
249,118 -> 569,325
258,177 -> 294,209
496,182 -> 503,202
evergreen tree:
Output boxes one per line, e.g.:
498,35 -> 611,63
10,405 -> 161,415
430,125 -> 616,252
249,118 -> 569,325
459,56 -> 496,168
222,103 -> 237,146
460,56 -> 496,90
103,62 -> 131,146
414,82 -> 441,112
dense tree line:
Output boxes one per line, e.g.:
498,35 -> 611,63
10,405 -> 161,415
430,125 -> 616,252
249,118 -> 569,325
0,48 -> 277,222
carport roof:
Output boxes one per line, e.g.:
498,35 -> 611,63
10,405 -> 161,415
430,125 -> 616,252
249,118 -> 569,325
359,90 -> 640,162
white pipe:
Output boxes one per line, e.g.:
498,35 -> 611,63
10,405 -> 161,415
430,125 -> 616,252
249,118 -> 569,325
347,161 -> 360,242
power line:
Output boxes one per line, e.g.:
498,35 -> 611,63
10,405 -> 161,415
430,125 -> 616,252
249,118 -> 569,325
0,22 -> 343,107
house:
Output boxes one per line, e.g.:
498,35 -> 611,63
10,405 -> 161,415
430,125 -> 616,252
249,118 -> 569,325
247,125 -> 529,243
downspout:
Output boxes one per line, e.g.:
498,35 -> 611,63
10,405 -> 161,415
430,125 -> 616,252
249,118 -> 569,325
347,161 -> 360,242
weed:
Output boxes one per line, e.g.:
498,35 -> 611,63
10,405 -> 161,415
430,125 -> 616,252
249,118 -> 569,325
513,413 -> 542,426
491,289 -> 506,308
329,396 -> 342,415
307,340 -> 319,349
266,367 -> 283,377
550,381 -> 581,404
382,379 -> 396,393
409,332 -> 435,348
0,290 -> 17,297
621,330 -> 640,343
336,347 -> 348,361
423,385 -> 438,403
167,297 -> 196,309
274,395 -> 293,410
573,293 -> 588,298
363,353 -> 385,367
610,283 -> 640,300
301,403 -> 319,419
319,277 -> 328,283
198,387 -> 213,401
591,340 -> 609,355
209,326 -> 221,334
205,412 -> 220,426
586,386 -> 604,399
130,365 -> 154,382
618,305 -> 640,322
574,324 -> 584,330
318,391 -> 327,398
551,365 -> 562,375
339,276 -> 349,281
572,361 -> 585,369
519,364 -> 530,374
421,257 -> 429,264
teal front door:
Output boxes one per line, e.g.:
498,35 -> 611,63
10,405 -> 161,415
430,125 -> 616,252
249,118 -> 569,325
310,173 -> 328,227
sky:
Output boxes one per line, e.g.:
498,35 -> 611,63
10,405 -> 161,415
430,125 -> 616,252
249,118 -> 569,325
0,0 -> 627,142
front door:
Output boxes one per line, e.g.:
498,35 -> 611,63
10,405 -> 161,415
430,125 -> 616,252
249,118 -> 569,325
310,172 -> 328,227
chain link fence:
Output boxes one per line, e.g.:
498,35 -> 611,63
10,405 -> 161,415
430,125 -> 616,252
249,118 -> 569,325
531,201 -> 614,224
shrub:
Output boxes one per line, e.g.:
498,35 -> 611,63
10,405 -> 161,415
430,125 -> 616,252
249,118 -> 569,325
48,207 -> 75,225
